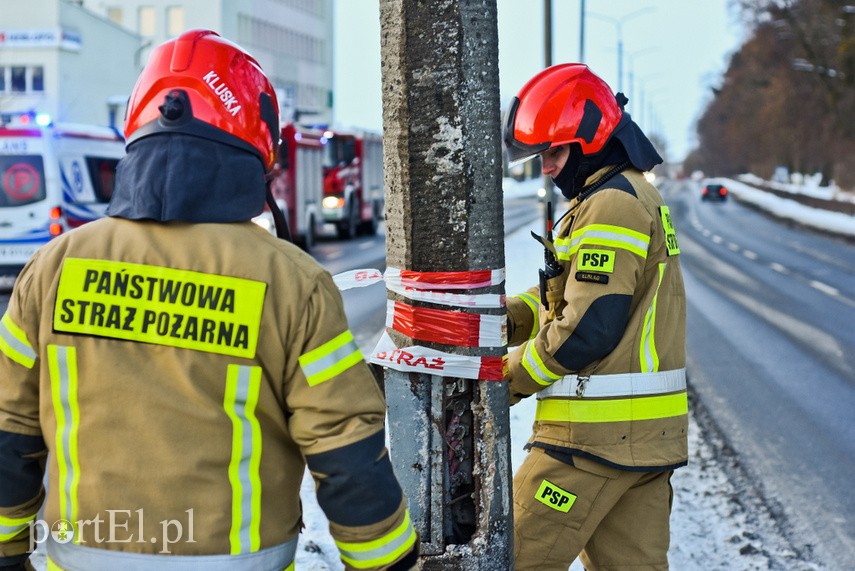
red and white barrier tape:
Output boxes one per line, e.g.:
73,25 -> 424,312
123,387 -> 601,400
369,331 -> 505,381
333,266 -> 509,380
384,267 -> 505,290
333,267 -> 505,308
332,269 -> 384,290
385,300 -> 506,348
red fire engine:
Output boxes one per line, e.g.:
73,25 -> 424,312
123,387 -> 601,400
257,123 -> 325,251
320,129 -> 384,239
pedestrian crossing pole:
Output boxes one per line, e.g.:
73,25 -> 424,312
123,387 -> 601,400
378,0 -> 513,569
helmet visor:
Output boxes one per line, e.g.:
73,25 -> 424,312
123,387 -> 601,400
504,97 -> 550,167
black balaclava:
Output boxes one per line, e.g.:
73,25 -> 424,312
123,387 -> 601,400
107,132 -> 267,223
552,106 -> 663,200
552,138 -> 629,200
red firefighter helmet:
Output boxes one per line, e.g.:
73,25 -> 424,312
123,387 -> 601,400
504,63 -> 623,165
124,29 -> 279,171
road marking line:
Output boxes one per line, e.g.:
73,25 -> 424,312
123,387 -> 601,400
810,280 -> 839,296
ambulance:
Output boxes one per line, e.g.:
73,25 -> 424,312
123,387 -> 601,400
0,114 -> 125,274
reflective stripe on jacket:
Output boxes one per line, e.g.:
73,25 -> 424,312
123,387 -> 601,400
506,168 -> 688,470
47,537 -> 297,571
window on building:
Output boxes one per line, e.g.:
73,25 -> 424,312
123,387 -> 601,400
107,7 -> 123,25
166,6 -> 185,37
11,67 -> 26,93
138,6 -> 156,37
32,67 -> 44,92
0,67 -> 5,92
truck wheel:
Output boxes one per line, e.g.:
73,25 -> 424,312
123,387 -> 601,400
359,204 -> 379,236
337,201 -> 358,240
302,215 -> 316,253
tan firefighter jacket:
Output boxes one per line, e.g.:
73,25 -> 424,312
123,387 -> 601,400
506,167 -> 688,470
0,218 -> 416,570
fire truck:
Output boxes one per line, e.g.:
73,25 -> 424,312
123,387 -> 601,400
256,123 -> 325,251
320,129 -> 384,239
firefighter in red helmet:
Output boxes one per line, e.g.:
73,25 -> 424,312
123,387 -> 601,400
0,30 -> 417,571
504,64 -> 687,570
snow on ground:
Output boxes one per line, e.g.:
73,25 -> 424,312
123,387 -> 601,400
709,176 -> 855,238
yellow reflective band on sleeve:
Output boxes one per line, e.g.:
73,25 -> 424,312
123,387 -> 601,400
512,292 -> 540,339
0,512 -> 37,541
335,510 -> 417,569
535,392 -> 688,423
52,258 -> 267,359
298,330 -> 363,387
555,224 -> 650,261
640,263 -> 666,373
660,205 -> 681,256
0,312 -> 36,369
224,365 -> 263,555
48,345 -> 80,541
522,341 -> 562,387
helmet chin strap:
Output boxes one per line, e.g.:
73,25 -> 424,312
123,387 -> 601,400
265,181 -> 292,242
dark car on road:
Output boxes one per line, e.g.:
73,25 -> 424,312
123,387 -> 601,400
701,183 -> 728,202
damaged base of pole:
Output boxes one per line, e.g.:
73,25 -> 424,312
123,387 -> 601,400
386,370 -> 513,570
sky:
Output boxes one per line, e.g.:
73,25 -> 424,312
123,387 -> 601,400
333,0 -> 747,162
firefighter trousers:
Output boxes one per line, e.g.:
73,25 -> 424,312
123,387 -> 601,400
513,446 -> 674,571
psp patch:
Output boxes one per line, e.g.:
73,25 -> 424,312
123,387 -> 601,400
535,479 -> 577,513
577,248 -> 615,273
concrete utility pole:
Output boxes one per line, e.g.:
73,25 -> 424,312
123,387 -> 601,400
378,0 -> 512,568
543,0 -> 556,235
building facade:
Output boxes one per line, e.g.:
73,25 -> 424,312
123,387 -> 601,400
0,0 -> 334,128
0,0 -> 140,127
85,0 -> 334,124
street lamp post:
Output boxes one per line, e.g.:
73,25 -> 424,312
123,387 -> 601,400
587,7 -> 655,92
626,47 -> 658,111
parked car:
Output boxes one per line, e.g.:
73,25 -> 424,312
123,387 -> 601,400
701,183 -> 728,202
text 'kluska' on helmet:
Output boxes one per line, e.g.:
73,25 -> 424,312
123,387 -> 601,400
503,63 -> 623,167
124,29 -> 280,172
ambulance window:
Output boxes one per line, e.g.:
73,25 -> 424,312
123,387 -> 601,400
0,155 -> 47,207
85,157 -> 120,203
0,67 -> 5,92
